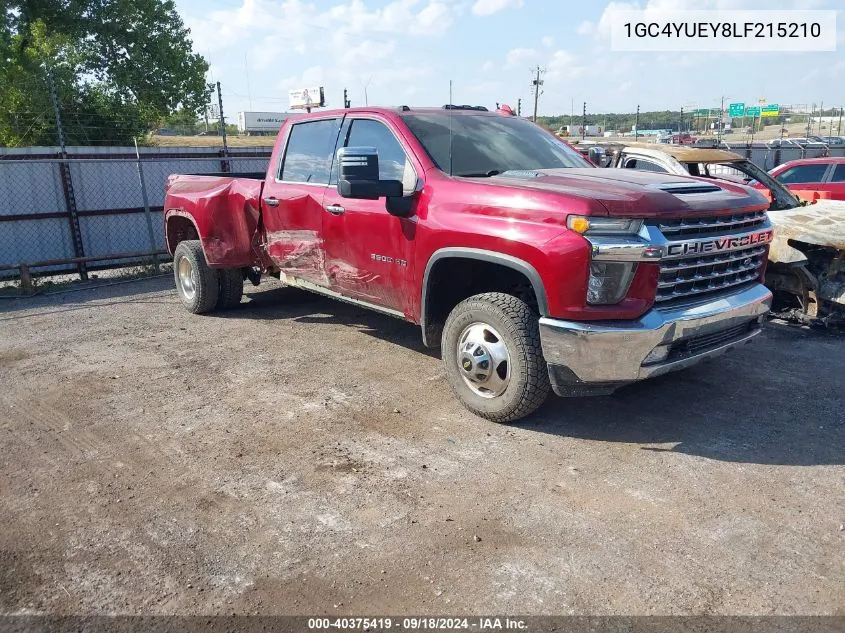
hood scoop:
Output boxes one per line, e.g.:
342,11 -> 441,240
654,182 -> 723,195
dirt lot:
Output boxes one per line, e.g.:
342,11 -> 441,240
0,276 -> 843,616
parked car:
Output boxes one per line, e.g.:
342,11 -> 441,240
766,138 -> 804,148
693,138 -> 723,148
164,106 -> 773,422
820,136 -> 845,146
670,133 -> 695,145
768,157 -> 845,201
608,144 -> 845,323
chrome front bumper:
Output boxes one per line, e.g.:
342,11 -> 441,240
539,283 -> 772,396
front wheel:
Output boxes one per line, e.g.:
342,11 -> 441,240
442,292 -> 550,423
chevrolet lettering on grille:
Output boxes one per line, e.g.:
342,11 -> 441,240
666,229 -> 774,257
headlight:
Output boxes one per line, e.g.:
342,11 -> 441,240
567,215 -> 643,235
587,262 -> 637,304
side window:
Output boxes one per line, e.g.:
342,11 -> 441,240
622,157 -> 638,169
344,119 -> 416,193
628,158 -> 669,173
279,118 -> 341,184
830,164 -> 845,182
776,164 -> 828,184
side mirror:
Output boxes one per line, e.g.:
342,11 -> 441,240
337,146 -> 403,200
588,147 -> 605,166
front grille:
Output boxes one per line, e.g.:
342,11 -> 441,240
658,211 -> 768,238
669,321 -> 758,359
656,244 -> 766,303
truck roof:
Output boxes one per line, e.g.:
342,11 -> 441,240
620,143 -> 744,164
287,106 -> 504,119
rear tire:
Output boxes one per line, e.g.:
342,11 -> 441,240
217,268 -> 244,310
442,292 -> 550,423
174,240 -> 219,314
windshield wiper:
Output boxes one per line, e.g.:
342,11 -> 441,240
456,170 -> 501,178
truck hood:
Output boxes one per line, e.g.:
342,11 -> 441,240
484,167 -> 769,217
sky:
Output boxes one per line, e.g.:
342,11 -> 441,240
173,0 -> 845,117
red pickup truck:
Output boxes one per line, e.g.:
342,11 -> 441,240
164,106 -> 774,422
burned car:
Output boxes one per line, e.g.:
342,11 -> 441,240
608,144 -> 845,324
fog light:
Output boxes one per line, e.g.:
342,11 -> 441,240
587,262 -> 637,304
643,345 -> 671,365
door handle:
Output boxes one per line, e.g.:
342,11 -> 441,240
263,196 -> 280,207
325,204 -> 345,215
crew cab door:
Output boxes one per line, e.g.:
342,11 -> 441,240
321,116 -> 420,315
260,116 -> 342,286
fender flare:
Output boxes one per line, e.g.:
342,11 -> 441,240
420,247 -> 549,346
164,210 -> 201,256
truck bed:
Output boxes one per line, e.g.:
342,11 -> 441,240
165,174 -> 264,268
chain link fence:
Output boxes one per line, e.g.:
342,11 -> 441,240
0,148 -> 270,288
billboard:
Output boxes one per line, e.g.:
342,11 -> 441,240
289,87 -> 326,110
237,112 -> 292,134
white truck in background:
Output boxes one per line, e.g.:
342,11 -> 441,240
236,111 -> 292,136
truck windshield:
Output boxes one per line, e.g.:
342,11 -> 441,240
402,113 -> 590,177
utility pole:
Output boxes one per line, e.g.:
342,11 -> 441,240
635,104 -> 640,140
679,106 -> 683,134
717,95 -> 725,143
838,107 -> 843,136
806,104 -> 814,138
530,66 -> 544,122
581,102 -> 586,139
216,81 -> 229,170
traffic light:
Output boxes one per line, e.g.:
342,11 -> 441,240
343,88 -> 350,109
517,99 -> 522,116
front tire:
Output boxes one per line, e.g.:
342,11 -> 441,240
442,292 -> 550,423
174,240 -> 219,314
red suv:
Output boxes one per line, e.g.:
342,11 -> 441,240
767,157 -> 845,201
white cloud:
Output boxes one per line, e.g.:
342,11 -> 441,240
471,0 -> 523,17
415,1 -> 454,34
187,0 -> 456,56
505,47 -> 538,69
541,36 -> 555,48
546,49 -> 588,81
482,60 -> 496,72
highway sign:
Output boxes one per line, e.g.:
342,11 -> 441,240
728,103 -> 745,117
761,104 -> 780,117
745,106 -> 761,117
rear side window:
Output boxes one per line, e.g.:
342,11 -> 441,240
776,163 -> 829,184
831,164 -> 845,182
624,158 -> 669,173
279,119 -> 341,184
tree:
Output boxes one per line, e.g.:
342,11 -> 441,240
1,0 -> 210,146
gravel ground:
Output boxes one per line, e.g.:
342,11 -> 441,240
0,276 -> 843,616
